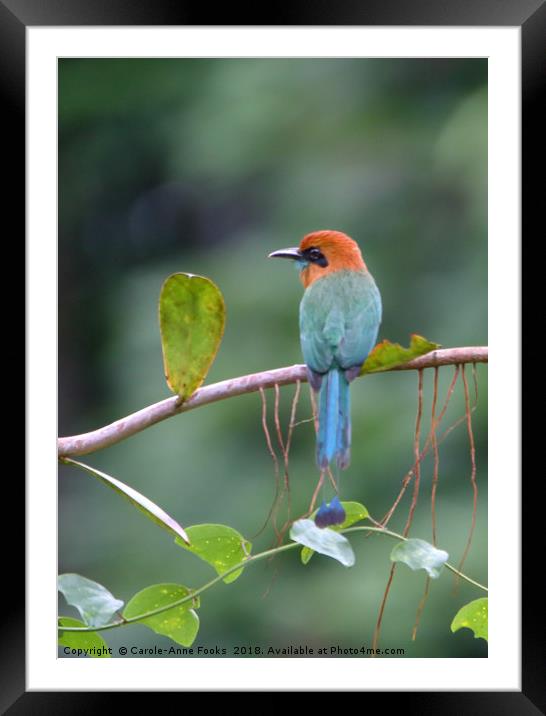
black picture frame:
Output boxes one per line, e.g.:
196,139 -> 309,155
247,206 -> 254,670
9,0 -> 542,709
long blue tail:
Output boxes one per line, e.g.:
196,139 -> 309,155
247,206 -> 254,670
317,368 -> 351,471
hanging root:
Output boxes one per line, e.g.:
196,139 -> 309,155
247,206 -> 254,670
430,367 -> 440,546
379,364 -> 461,529
277,381 -> 303,538
371,563 -> 397,654
373,369 -> 424,652
286,380 -> 302,464
309,387 -> 320,433
412,368 -> 440,641
253,387 -> 282,540
374,363 -> 482,649
453,363 -> 478,588
256,381 -> 305,547
402,369 -> 424,537
308,470 -> 325,514
412,576 -> 431,641
281,384 -> 327,526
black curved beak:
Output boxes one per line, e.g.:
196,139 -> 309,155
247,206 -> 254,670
268,247 -> 303,261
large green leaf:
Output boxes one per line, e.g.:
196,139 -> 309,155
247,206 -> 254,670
361,334 -> 440,375
175,524 -> 252,584
58,573 -> 123,627
159,273 -> 225,399
451,597 -> 488,642
58,617 -> 111,657
301,501 -> 368,565
62,458 -> 190,545
390,538 -> 448,579
290,519 -> 355,567
123,583 -> 200,647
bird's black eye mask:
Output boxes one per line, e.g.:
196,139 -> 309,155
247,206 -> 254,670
302,246 -> 329,268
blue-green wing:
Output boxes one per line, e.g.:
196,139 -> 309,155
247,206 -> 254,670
335,278 -> 382,369
299,270 -> 382,374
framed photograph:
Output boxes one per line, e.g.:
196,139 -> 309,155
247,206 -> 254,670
12,0 -> 539,707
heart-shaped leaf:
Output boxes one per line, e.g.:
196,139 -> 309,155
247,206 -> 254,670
301,501 -> 368,565
175,524 -> 252,584
361,334 -> 440,375
390,538 -> 448,579
58,617 -> 111,657
451,597 -> 488,642
159,273 -> 225,399
62,457 -> 190,545
58,573 -> 124,627
123,583 -> 200,647
290,519 -> 355,567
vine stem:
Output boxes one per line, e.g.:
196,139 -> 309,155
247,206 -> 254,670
58,524 -> 487,634
58,347 -> 487,457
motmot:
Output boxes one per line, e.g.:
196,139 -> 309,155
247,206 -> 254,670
269,230 -> 382,527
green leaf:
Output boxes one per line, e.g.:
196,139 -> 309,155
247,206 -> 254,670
390,538 -> 448,579
123,583 -> 200,647
159,273 -> 225,399
301,501 -> 368,565
290,519 -> 355,567
175,524 -> 252,584
58,617 -> 111,657
58,573 -> 124,627
451,597 -> 488,642
62,458 -> 190,545
361,334 -> 440,375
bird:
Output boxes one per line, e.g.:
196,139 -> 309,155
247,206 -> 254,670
269,230 -> 382,527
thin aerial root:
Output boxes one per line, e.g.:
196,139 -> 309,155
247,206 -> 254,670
255,387 -> 282,540
380,364 -> 461,528
285,471 -> 326,527
430,367 -> 440,546
379,471 -> 414,529
286,380 -> 302,453
372,562 -> 397,653
472,361 -> 479,405
454,364 -> 478,585
309,387 -> 319,434
402,369 -> 424,537
282,381 -> 302,520
326,466 -> 337,490
412,576 -> 431,641
261,566 -> 280,599
290,417 -> 316,428
272,383 -> 291,527
260,387 -> 280,476
274,383 -> 286,456
308,471 -> 325,514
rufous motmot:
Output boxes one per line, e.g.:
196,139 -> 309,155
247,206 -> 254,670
269,230 -> 382,527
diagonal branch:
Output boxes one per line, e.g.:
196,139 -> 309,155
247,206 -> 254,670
58,346 -> 487,458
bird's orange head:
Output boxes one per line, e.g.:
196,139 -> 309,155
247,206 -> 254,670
269,230 -> 366,288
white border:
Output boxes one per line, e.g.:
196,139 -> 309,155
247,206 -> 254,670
28,27 -> 520,691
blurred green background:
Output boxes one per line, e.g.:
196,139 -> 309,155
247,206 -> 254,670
58,58 -> 487,658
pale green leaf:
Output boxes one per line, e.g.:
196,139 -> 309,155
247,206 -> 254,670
390,538 -> 448,579
123,583 -> 200,647
58,617 -> 111,657
291,519 -> 355,567
58,573 -> 123,627
451,597 -> 488,642
62,458 -> 190,545
159,273 -> 225,399
175,524 -> 252,583
361,334 -> 440,375
301,501 -> 368,565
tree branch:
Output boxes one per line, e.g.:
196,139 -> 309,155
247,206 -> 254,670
58,346 -> 487,458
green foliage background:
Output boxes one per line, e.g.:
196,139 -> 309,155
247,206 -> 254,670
58,58 -> 487,657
